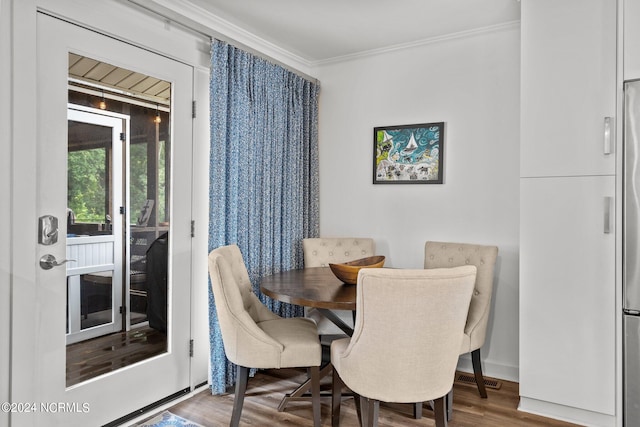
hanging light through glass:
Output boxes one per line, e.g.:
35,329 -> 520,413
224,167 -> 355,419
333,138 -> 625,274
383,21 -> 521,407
154,104 -> 162,124
99,90 -> 107,110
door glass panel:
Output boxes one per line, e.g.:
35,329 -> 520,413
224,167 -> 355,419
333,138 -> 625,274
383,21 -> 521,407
66,53 -> 170,386
80,271 -> 114,328
67,121 -> 112,235
66,270 -> 115,334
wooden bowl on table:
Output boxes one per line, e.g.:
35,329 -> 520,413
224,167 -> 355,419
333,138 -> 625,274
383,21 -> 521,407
329,255 -> 386,284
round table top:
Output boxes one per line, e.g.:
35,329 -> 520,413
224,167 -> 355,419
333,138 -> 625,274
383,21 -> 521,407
260,267 -> 356,311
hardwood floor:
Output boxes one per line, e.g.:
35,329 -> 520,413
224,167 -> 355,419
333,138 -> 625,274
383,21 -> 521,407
66,325 -> 166,387
155,369 -> 581,427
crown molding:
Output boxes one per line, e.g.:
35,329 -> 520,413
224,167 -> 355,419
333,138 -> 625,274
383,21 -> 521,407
127,0 -> 316,79
127,1 -> 519,80
313,20 -> 521,68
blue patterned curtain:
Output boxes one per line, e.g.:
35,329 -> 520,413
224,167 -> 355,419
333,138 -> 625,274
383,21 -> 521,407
208,40 -> 320,394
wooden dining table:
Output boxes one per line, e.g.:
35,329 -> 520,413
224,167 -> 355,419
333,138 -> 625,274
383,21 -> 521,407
260,266 -> 356,336
260,266 -> 454,422
260,266 -> 356,411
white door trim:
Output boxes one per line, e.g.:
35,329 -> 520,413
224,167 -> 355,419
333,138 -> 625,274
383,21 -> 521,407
7,2 -> 210,425
9,12 -> 194,426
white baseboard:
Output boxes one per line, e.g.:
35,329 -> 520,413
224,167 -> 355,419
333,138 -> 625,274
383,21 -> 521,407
519,397 -> 617,427
456,354 -> 519,383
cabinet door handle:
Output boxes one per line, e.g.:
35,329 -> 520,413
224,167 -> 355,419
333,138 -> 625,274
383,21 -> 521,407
604,117 -> 612,155
604,196 -> 613,234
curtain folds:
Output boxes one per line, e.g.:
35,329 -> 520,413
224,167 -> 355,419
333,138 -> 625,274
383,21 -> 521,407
208,40 -> 320,394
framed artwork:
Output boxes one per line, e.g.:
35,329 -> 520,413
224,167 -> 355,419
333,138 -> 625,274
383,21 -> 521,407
373,122 -> 444,184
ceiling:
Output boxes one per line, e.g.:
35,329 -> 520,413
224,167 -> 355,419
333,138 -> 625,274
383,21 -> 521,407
183,0 -> 521,63
67,1 -> 521,101
69,53 -> 171,105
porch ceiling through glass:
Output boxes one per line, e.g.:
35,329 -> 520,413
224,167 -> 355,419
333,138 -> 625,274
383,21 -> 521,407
68,53 -> 171,106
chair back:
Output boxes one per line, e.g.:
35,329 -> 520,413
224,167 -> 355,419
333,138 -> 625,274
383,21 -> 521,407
303,238 -> 375,267
208,244 -> 282,367
424,241 -> 498,353
334,267 -> 476,403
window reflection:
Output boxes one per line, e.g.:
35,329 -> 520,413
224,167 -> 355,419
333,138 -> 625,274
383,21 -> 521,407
67,121 -> 112,235
66,53 -> 170,386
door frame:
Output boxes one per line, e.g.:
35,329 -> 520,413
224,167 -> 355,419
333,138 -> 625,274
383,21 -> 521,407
30,13 -> 194,425
66,106 -> 129,344
5,1 -> 211,426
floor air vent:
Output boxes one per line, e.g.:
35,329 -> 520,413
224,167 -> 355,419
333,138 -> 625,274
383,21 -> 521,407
455,373 -> 502,390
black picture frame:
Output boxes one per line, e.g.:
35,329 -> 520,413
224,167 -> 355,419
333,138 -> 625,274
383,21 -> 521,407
373,122 -> 444,184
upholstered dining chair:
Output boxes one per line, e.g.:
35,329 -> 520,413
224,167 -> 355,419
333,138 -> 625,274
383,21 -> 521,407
208,244 -> 322,427
303,237 -> 376,267
331,267 -> 477,427
302,237 -> 375,335
424,241 -> 499,398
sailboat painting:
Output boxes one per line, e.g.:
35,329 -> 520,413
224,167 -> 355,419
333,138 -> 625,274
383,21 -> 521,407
373,122 -> 444,184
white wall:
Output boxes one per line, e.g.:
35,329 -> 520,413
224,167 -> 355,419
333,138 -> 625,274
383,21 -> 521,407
314,25 -> 521,381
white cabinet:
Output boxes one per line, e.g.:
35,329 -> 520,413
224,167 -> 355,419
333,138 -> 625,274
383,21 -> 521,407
520,176 -> 615,416
520,0 -> 617,425
520,0 -> 616,178
625,0 -> 640,80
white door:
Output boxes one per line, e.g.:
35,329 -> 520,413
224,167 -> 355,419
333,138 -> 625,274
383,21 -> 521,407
13,13 -> 194,426
66,107 -> 126,345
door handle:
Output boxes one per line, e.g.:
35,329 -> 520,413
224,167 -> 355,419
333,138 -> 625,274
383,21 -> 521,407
604,116 -> 613,155
604,196 -> 613,234
39,254 -> 75,270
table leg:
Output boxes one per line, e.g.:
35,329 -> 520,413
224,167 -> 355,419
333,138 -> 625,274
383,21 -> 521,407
277,305 -> 355,413
317,308 -> 354,336
277,363 -> 333,412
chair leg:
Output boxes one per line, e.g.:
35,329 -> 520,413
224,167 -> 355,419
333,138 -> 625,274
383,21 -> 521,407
309,366 -> 321,427
471,349 -> 488,398
230,365 -> 249,427
359,397 -> 379,427
423,391 -> 452,422
353,391 -> 362,427
332,369 -> 343,427
359,396 -> 368,427
433,396 -> 447,427
333,371 -> 364,426
413,402 -> 422,419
